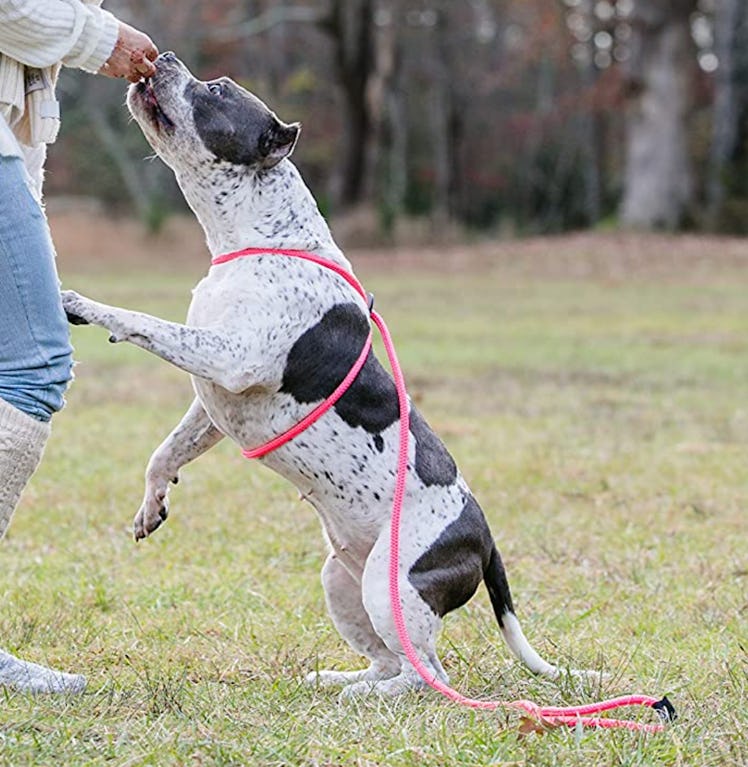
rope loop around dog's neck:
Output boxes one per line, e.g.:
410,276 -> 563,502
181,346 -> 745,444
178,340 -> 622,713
211,245 -> 676,734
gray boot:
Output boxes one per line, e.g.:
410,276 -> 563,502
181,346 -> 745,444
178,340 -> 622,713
0,649 -> 86,694
0,397 -> 86,694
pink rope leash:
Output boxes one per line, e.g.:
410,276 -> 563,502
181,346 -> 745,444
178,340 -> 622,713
377,305 -> 673,733
242,332 -> 373,459
214,248 -> 377,460
212,246 -> 676,734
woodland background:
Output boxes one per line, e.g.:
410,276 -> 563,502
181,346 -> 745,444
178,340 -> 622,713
47,0 -> 748,239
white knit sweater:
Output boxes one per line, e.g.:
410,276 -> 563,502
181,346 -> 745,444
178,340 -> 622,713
0,0 -> 118,161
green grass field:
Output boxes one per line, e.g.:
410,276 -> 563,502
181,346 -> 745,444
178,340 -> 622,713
1,233 -> 746,765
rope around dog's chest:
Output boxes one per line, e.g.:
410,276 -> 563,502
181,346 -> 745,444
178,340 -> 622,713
211,246 -> 676,734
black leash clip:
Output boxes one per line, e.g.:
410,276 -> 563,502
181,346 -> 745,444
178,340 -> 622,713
653,696 -> 677,723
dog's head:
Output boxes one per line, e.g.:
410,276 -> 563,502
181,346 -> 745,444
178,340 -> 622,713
127,52 -> 300,174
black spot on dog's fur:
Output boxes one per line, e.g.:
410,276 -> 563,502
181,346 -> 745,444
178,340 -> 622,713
189,79 -> 298,168
409,408 -> 457,487
281,304 -> 399,434
408,495 -> 494,617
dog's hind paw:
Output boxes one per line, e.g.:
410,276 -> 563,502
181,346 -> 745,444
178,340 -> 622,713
339,672 -> 427,700
306,660 -> 402,690
305,669 -> 372,689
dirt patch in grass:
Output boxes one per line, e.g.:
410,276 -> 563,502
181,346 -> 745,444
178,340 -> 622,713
50,207 -> 748,282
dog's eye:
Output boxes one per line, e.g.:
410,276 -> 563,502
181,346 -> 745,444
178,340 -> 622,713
208,82 -> 224,97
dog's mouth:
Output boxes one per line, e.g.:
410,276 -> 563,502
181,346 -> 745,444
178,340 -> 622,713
134,78 -> 175,132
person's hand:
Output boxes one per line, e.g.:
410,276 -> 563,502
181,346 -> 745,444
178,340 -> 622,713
100,22 -> 158,83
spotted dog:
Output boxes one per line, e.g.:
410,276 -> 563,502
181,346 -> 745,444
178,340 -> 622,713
62,53 -> 586,697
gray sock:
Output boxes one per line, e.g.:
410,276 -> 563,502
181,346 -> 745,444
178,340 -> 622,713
0,649 -> 86,694
0,398 -> 86,694
0,397 -> 50,538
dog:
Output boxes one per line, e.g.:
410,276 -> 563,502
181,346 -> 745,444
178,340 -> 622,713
62,52 -> 586,697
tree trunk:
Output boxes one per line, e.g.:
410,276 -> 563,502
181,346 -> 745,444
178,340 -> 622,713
321,0 -> 376,208
620,0 -> 698,230
370,0 -> 407,234
430,6 -> 452,229
707,0 -> 748,227
579,0 -> 601,226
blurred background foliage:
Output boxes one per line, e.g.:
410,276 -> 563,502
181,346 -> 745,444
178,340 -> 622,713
47,0 -> 748,238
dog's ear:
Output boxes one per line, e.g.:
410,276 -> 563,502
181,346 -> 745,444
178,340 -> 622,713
260,121 -> 301,169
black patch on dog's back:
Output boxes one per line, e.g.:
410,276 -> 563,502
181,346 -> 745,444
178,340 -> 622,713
281,303 -> 399,433
408,495 -> 494,617
409,408 -> 457,487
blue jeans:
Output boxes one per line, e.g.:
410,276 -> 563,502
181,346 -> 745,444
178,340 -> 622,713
0,154 -> 73,422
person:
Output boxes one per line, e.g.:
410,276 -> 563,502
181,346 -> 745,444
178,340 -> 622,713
0,0 -> 158,693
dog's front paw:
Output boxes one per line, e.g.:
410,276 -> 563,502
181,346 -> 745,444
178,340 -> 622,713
133,484 -> 170,541
61,290 -> 95,326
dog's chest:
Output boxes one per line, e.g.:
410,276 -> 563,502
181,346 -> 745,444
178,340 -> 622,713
182,256 -> 474,568
184,255 -> 375,454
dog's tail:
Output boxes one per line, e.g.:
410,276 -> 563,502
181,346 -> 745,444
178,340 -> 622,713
483,544 -> 565,678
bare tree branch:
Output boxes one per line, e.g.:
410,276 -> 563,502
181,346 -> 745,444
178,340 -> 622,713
206,5 -> 325,43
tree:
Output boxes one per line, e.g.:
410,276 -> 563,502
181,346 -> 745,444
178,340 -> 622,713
620,0 -> 699,230
369,0 -> 407,233
47,0 -> 748,237
319,0 -> 377,207
707,0 -> 748,230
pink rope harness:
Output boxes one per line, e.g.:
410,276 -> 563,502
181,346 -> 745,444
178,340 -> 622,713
212,246 -> 675,734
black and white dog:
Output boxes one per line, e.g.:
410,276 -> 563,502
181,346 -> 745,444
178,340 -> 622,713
62,53 -> 587,697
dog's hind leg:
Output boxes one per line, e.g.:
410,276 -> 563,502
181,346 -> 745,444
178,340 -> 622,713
306,553 -> 401,688
340,532 -> 448,698
134,398 -> 224,540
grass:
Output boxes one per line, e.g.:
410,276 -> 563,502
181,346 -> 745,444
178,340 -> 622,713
1,233 -> 746,765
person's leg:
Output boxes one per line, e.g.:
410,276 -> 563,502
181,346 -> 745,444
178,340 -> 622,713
0,153 -> 73,426
0,152 -> 83,693
0,396 -> 50,539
